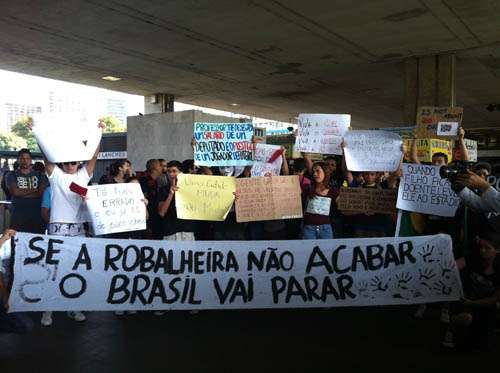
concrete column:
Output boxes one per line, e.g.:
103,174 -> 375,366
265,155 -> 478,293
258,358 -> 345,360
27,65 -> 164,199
404,54 -> 456,124
144,93 -> 175,114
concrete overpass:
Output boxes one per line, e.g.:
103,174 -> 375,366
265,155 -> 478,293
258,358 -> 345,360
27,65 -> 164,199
0,0 -> 500,133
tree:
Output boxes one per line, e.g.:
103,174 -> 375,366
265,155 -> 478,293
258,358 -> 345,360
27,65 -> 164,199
0,132 -> 28,150
11,117 -> 38,151
101,116 -> 126,133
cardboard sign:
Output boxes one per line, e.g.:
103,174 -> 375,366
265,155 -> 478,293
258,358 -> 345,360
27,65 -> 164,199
33,113 -> 102,163
344,130 -> 403,172
85,183 -> 146,235
415,107 -> 463,138
9,233 -> 462,311
403,138 -> 452,162
397,164 -> 460,217
193,122 -> 254,166
235,176 -> 302,222
305,196 -> 332,216
175,174 -> 236,221
251,143 -> 283,177
453,138 -> 477,162
373,126 -> 415,139
295,114 -> 350,155
337,187 -> 397,214
437,122 -> 459,136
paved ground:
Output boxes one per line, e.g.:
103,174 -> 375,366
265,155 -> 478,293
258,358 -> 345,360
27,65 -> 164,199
0,305 -> 497,373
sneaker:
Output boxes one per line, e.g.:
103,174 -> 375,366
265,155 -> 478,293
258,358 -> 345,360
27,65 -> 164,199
440,308 -> 450,324
414,304 -> 427,319
67,311 -> 86,322
41,311 -> 53,327
442,331 -> 455,348
115,311 -> 125,316
154,311 -> 165,316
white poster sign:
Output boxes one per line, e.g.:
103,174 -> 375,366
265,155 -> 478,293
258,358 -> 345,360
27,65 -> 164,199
305,196 -> 331,215
251,144 -> 283,177
437,122 -> 459,136
397,163 -> 460,217
33,113 -> 102,163
9,233 -> 462,312
85,183 -> 146,235
295,114 -> 350,155
344,130 -> 403,172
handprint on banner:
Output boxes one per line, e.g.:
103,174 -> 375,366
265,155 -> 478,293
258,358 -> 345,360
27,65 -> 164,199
370,275 -> 390,292
395,272 -> 413,290
439,260 -> 455,280
418,245 -> 438,263
433,280 -> 453,296
418,268 -> 436,289
356,281 -> 372,299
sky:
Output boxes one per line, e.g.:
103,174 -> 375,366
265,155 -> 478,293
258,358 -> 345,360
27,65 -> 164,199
0,69 -> 293,133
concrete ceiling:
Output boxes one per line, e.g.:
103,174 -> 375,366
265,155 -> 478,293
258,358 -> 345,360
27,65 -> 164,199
1,0 -> 500,129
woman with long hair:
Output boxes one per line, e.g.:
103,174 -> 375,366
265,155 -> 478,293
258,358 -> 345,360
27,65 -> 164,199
302,161 -> 339,239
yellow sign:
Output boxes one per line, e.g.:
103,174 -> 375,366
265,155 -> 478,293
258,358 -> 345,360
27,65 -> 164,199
175,174 -> 236,221
403,138 -> 452,163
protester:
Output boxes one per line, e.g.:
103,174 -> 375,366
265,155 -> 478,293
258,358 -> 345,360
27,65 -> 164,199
443,230 -> 500,350
0,229 -> 34,334
302,162 -> 338,239
33,118 -> 103,326
158,160 -> 196,241
157,158 -> 169,188
6,149 -> 47,233
454,170 -> 500,214
139,159 -> 163,239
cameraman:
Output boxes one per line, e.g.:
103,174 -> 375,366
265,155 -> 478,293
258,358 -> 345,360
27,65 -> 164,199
453,170 -> 500,214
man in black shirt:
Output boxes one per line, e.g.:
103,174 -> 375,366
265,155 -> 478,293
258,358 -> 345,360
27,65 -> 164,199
6,149 -> 47,233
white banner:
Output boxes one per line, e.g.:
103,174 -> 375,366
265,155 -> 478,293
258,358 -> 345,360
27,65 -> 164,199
9,233 -> 462,312
33,113 -> 102,163
397,163 -> 460,217
251,143 -> 283,177
295,114 -> 350,155
344,130 -> 403,171
85,183 -> 146,235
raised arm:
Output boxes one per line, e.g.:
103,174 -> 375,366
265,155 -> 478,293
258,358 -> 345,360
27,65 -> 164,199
409,137 -> 420,165
302,152 -> 313,176
457,127 -> 469,161
85,120 -> 105,176
281,147 -> 289,176
340,141 -> 353,184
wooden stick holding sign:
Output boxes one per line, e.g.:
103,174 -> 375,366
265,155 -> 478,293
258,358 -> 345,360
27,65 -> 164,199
337,187 -> 397,214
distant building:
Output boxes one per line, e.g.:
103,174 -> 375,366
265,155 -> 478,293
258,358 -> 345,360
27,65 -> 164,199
3,102 -> 41,131
106,98 -> 127,126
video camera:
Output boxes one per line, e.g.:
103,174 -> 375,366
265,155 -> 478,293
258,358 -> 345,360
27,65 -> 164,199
439,161 -> 473,182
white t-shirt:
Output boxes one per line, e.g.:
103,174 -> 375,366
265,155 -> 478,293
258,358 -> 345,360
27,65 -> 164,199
48,166 -> 92,223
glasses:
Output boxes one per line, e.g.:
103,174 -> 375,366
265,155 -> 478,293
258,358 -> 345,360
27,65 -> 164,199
63,162 -> 78,166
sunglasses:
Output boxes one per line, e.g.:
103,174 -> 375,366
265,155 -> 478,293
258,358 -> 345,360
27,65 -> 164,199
63,162 -> 78,166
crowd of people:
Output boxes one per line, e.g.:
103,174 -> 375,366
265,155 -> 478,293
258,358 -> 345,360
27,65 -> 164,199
0,122 -> 499,352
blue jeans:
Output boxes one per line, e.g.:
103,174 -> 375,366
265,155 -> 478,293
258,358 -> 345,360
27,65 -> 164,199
302,224 -> 333,239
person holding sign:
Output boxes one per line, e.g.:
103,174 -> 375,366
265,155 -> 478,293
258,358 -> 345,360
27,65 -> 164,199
158,161 -> 196,241
302,162 -> 339,239
30,118 -> 104,327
